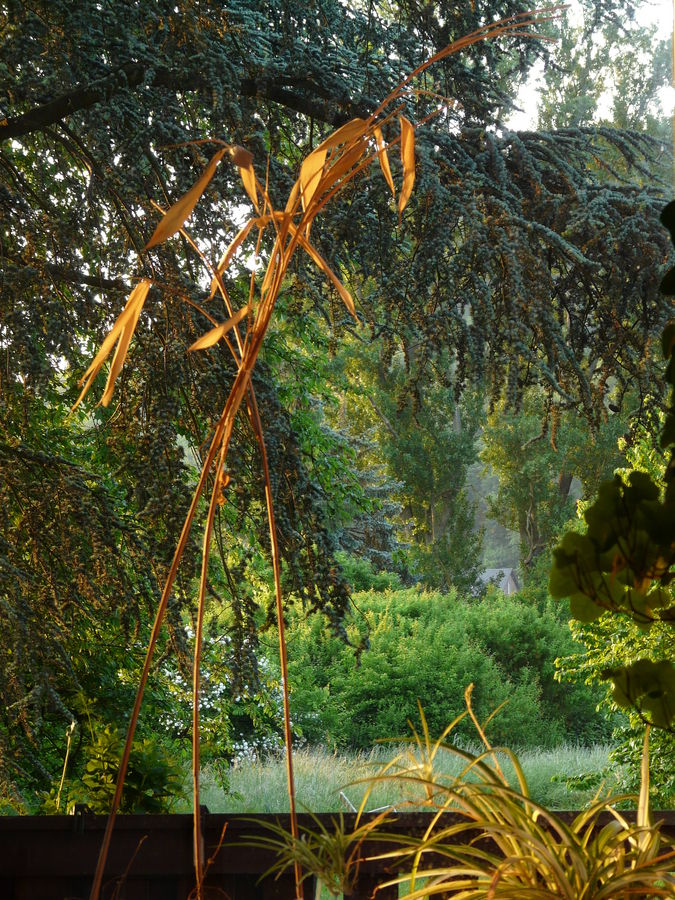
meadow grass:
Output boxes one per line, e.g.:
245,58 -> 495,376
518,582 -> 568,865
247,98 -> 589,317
195,742 -> 617,813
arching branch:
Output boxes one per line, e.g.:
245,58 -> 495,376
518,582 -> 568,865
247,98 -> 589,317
1,65 -> 363,143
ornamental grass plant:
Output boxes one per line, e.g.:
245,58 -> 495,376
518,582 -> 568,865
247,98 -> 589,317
66,4 -> 675,898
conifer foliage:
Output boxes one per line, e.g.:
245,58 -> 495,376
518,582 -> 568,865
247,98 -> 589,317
0,0 -> 672,810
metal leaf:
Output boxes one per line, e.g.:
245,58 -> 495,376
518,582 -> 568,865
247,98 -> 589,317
146,148 -> 227,248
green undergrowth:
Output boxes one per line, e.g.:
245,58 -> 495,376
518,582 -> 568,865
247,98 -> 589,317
192,742 -> 615,814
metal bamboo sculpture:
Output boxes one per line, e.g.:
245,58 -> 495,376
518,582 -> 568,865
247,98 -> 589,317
76,11 -> 558,899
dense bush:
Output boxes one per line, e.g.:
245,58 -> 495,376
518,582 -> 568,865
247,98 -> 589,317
40,723 -> 185,815
276,588 -> 611,750
334,552 -> 403,593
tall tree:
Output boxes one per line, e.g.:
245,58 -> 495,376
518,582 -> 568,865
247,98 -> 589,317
538,10 -> 671,139
1,0 -> 672,799
480,5 -> 673,572
481,388 -> 628,569
340,340 -> 483,591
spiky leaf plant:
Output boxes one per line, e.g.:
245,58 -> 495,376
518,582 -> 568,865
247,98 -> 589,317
371,695 -> 675,898
244,810 -> 393,898
249,688 -> 675,898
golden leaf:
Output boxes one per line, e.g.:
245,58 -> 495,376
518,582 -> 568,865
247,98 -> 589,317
398,115 -> 415,219
227,145 -> 253,168
215,470 -> 231,506
146,148 -> 227,248
299,147 -> 328,212
209,218 -> 264,298
188,305 -> 250,351
374,126 -> 395,197
314,117 -> 367,154
317,140 -> 365,197
238,162 -> 259,212
73,280 -> 151,409
284,179 -> 301,214
299,139 -> 367,240
290,224 -> 356,319
260,245 -> 282,300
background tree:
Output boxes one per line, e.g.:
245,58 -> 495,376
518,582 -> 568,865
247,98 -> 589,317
538,9 -> 671,140
481,388 -> 627,570
1,0 -> 672,803
480,4 -> 673,575
338,340 -> 483,591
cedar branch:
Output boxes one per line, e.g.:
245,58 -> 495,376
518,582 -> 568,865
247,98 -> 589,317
0,65 -> 365,143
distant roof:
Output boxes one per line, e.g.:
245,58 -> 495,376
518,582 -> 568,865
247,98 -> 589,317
478,568 -> 520,593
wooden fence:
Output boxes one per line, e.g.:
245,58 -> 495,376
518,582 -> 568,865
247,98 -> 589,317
1,809 -> 674,899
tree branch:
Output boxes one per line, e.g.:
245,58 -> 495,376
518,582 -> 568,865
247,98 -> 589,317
43,262 -> 129,292
364,393 -> 398,439
1,65 -> 363,143
5,256 -> 129,292
1,64 -> 153,142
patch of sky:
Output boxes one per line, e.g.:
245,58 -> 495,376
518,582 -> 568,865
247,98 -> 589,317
504,0 -> 674,132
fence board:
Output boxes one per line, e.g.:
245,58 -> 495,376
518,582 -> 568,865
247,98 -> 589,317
1,810 -> 673,899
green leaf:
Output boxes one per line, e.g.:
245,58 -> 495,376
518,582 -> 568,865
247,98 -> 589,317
606,659 -> 675,729
661,320 -> 675,358
659,267 -> 675,295
626,470 -> 660,501
548,557 -> 578,600
569,592 -> 604,623
660,415 -> 675,449
584,480 -> 622,543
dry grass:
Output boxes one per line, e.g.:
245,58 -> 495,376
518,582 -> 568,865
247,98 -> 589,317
196,742 -> 616,814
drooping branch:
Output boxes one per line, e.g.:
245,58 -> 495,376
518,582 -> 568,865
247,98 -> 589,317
41,263 -> 129,292
1,64 -> 160,142
0,65 -> 364,143
4,258 -> 130,293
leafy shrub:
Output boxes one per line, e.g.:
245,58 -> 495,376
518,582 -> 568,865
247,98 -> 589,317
42,724 -> 185,814
463,589 -> 613,743
80,726 -> 185,813
559,605 -> 675,805
552,317 -> 675,801
276,587 -> 609,750
335,552 -> 403,592
550,320 -> 675,727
